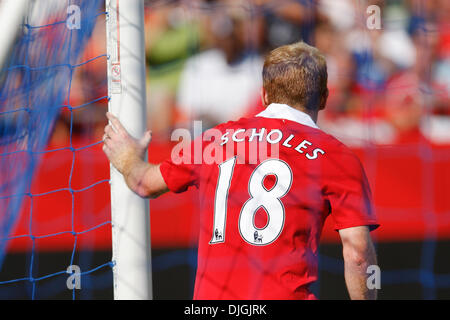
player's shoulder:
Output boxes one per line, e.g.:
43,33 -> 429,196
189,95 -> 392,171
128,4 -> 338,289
317,129 -> 352,152
318,130 -> 365,170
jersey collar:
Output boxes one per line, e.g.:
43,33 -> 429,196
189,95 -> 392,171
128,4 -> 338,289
255,103 -> 320,129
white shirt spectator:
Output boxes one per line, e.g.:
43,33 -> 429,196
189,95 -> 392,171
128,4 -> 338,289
177,49 -> 263,125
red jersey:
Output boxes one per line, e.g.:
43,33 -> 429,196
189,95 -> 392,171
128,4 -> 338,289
159,103 -> 379,300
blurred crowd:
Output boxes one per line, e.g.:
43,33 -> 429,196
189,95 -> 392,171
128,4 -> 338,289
60,0 -> 450,147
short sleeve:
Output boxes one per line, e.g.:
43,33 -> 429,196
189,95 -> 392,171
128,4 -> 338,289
324,147 -> 379,232
159,139 -> 199,193
159,123 -> 229,194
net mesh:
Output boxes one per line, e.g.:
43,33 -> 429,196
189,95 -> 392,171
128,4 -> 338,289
0,0 -> 113,299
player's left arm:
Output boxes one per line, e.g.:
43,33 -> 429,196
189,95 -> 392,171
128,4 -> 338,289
339,225 -> 377,300
102,112 -> 169,199
325,144 -> 380,300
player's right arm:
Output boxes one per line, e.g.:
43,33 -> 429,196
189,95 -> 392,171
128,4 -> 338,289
102,112 -> 169,199
129,163 -> 169,199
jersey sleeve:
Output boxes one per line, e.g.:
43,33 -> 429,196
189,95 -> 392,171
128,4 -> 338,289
324,145 -> 379,231
159,123 -> 231,193
159,139 -> 200,193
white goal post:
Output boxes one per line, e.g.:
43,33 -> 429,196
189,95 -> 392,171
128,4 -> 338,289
0,0 -> 28,70
106,0 -> 152,300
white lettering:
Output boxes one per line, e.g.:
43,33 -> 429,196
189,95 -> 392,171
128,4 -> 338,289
266,129 -> 283,144
306,148 -> 325,160
249,128 -> 265,142
294,139 -> 312,154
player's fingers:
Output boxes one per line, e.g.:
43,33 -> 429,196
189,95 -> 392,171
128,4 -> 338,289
104,124 -> 117,139
102,143 -> 111,157
106,112 -> 126,135
103,135 -> 114,149
139,130 -> 152,148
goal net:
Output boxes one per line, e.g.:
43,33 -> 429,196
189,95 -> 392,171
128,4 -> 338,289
0,0 -> 112,299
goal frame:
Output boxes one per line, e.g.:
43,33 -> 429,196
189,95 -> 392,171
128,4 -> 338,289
0,0 -> 28,70
106,0 -> 152,300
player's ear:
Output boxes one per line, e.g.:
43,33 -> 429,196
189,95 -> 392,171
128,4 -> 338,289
319,88 -> 329,110
261,87 -> 269,108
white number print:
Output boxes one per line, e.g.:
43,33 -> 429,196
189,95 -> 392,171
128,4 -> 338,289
210,158 -> 293,246
210,157 -> 236,244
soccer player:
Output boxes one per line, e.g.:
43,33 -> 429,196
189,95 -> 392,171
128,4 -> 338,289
102,42 -> 379,300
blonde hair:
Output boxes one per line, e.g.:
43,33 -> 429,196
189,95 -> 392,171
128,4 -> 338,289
262,42 -> 328,110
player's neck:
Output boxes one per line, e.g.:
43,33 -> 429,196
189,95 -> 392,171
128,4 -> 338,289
291,105 -> 319,124
264,101 -> 319,124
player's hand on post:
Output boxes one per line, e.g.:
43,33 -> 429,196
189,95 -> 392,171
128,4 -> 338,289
102,112 -> 152,176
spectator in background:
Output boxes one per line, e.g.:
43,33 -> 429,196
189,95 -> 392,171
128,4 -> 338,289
51,17 -> 108,146
145,3 -> 203,137
176,0 -> 264,130
315,0 -> 450,145
314,21 -> 358,118
428,0 -> 450,116
257,0 -> 313,49
142,0 -> 450,145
